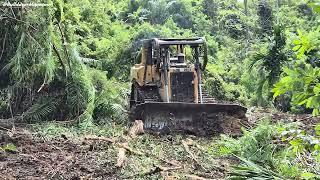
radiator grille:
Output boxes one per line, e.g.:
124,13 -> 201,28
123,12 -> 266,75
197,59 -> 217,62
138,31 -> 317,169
170,72 -> 194,102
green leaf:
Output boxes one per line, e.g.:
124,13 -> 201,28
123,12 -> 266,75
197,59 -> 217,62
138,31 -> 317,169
314,84 -> 320,95
2,143 -> 17,152
298,99 -> 308,106
292,45 -> 301,51
315,124 -> 320,136
290,139 -> 302,147
306,97 -> 319,109
301,172 -> 316,180
313,109 -> 320,116
308,2 -> 320,13
293,39 -> 301,45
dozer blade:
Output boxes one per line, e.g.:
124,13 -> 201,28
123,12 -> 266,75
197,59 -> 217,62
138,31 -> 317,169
130,102 -> 247,136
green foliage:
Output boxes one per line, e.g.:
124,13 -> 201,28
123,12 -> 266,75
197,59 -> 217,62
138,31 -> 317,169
210,120 -> 277,165
277,123 -> 320,178
0,143 -> 17,153
273,65 -> 320,115
209,120 -> 284,179
219,9 -> 246,39
33,120 -> 126,140
0,1 -> 128,124
257,0 -> 273,36
2,1 -> 320,178
273,27 -> 320,116
228,156 -> 282,180
210,120 -> 320,179
309,0 -> 320,13
0,0 -> 318,121
23,97 -> 61,122
292,28 -> 320,61
248,25 -> 288,106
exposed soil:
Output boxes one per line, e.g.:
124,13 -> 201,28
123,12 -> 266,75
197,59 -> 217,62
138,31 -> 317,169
247,108 -> 320,131
0,132 -> 119,179
0,109 -> 319,179
0,129 -> 230,180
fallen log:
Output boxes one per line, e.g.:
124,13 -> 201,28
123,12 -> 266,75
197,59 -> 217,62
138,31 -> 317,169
117,143 -> 143,156
155,164 -> 182,172
182,140 -> 200,165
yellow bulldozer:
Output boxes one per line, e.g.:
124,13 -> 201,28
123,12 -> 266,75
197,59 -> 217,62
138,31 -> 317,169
129,38 -> 247,135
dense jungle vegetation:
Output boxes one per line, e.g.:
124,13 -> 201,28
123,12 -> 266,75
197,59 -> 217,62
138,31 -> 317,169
0,0 -> 320,179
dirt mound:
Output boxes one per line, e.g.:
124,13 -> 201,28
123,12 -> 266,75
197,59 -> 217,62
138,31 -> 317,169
0,131 -> 119,179
247,108 -> 320,131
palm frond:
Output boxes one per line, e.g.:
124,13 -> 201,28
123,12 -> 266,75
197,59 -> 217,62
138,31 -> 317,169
228,156 -> 283,180
9,32 -> 27,81
23,97 -> 60,122
43,40 -> 56,84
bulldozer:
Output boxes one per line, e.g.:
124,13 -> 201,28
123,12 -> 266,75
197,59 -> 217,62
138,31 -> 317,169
129,38 -> 247,135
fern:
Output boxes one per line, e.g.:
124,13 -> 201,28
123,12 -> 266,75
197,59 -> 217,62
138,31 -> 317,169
23,97 -> 60,122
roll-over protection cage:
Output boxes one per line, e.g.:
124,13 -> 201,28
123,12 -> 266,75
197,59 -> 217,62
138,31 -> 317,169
141,37 -> 208,103
141,37 -> 208,71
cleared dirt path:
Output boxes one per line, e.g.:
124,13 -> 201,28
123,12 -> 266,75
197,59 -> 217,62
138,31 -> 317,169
1,109 -> 319,179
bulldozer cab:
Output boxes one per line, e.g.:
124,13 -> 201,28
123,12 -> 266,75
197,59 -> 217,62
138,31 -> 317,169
130,38 -> 208,104
144,37 -> 207,67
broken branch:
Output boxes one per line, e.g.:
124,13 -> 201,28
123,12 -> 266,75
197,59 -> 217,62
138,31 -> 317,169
182,140 -> 207,171
117,143 -> 143,156
84,135 -> 115,143
116,144 -> 127,168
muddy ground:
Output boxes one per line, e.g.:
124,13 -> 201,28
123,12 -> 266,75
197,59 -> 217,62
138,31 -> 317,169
0,130 -> 232,180
0,109 -> 319,179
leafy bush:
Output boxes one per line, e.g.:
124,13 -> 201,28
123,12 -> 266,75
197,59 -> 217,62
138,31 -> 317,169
0,2 -> 129,124
273,28 -> 320,116
277,123 -> 320,179
273,65 -> 320,115
204,64 -> 248,104
210,120 -> 277,165
205,75 -> 226,100
210,120 -> 320,179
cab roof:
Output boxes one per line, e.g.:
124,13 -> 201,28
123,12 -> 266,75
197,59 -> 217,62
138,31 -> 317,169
142,37 -> 205,47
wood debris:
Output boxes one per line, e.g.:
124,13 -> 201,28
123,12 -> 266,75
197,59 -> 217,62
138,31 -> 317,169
161,173 -> 180,180
155,164 -> 182,172
182,140 -> 207,171
83,135 -> 115,143
129,120 -> 144,138
186,174 -> 210,180
116,143 -> 127,168
182,140 -> 200,165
